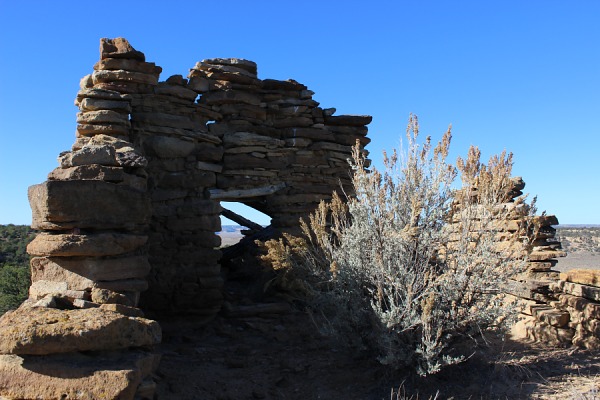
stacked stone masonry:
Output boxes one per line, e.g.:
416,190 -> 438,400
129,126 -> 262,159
29,37 -> 371,318
0,37 -> 372,399
459,179 -> 600,350
448,178 -> 598,350
514,269 -> 600,349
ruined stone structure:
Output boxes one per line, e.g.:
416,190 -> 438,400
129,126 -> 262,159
0,38 -> 597,399
451,178 -> 600,350
514,269 -> 600,349
0,38 -> 371,399
29,38 -> 371,317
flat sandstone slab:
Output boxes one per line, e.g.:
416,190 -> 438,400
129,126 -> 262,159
0,307 -> 161,355
27,232 -> 147,257
555,280 -> 600,302
0,350 -> 158,400
560,269 -> 600,288
29,180 -> 150,230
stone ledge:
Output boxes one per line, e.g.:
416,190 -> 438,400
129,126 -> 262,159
0,307 -> 161,356
0,350 -> 158,400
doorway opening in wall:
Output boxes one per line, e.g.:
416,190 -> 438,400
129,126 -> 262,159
217,202 -> 270,248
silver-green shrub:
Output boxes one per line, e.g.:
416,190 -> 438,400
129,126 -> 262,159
261,115 -> 534,375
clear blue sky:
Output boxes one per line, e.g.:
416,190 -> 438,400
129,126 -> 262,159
1,1 -> 599,225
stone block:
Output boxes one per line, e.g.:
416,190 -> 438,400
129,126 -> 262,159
525,320 -> 574,346
76,123 -> 131,137
188,75 -> 210,92
77,110 -> 130,125
29,180 -> 150,230
75,87 -> 130,103
324,114 -> 372,126
30,256 -> 151,289
196,161 -> 223,173
529,249 -> 567,261
72,298 -> 100,309
224,154 -> 287,170
48,164 -> 130,183
142,135 -> 197,158
100,37 -> 146,61
197,59 -> 258,76
79,97 -> 132,113
223,132 -> 284,148
154,83 -> 198,101
133,112 -> 196,130
28,280 -> 68,299
92,70 -> 158,86
562,281 -> 600,302
261,78 -> 306,91
537,309 -> 570,328
156,170 -> 216,189
94,57 -> 161,75
560,269 -> 600,288
281,127 -> 334,141
558,293 -> 590,311
532,214 -> 559,227
31,257 -> 94,291
572,330 -> 600,350
310,141 -> 352,153
272,116 -> 314,128
0,307 -> 161,355
59,145 -> 118,168
584,319 -> 600,336
584,302 -> 600,320
100,303 -> 144,318
95,279 -> 148,293
92,288 -> 134,306
28,232 -> 147,257
194,142 -> 224,162
0,350 -> 158,400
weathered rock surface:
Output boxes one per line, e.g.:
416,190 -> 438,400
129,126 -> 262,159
29,180 -> 150,230
31,256 -> 151,289
560,269 -> 600,287
100,37 -> 146,62
0,307 -> 161,355
0,351 -> 158,400
27,232 -> 147,257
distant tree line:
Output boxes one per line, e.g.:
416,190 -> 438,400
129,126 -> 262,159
0,224 -> 35,314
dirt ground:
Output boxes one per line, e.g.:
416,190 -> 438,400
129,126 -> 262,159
152,241 -> 600,400
154,306 -> 599,399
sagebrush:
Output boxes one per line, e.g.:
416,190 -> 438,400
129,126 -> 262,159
260,115 -> 536,375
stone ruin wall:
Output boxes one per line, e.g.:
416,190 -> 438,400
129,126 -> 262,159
0,38 -> 374,399
28,37 -> 372,317
451,178 -> 600,350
